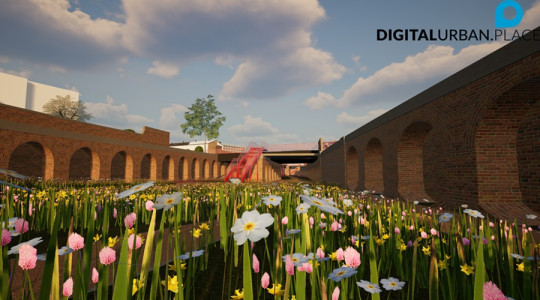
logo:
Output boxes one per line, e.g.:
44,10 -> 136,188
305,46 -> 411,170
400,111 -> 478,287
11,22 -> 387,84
495,0 -> 524,28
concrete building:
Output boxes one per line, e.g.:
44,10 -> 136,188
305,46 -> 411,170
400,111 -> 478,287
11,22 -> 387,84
0,71 -> 79,112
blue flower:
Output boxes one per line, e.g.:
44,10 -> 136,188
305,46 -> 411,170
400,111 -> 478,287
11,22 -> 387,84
177,249 -> 205,260
328,266 -> 357,282
36,254 -> 47,261
438,212 -> 453,223
283,253 -> 310,267
357,280 -> 382,293
286,229 -> 301,236
58,246 -> 74,256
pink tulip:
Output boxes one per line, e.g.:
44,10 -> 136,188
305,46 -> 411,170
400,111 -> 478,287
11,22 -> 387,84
252,253 -> 260,273
395,227 -> 400,234
18,244 -> 37,270
330,220 -> 340,232
63,277 -> 73,297
332,286 -> 340,300
124,212 -> 136,229
261,272 -> 270,289
1,229 -> 11,246
430,228 -> 438,236
309,217 -> 314,229
281,216 -> 288,225
421,231 -> 428,239
316,247 -> 325,260
99,247 -> 116,265
68,233 -> 85,251
14,218 -> 28,234
128,234 -> 142,250
285,255 -> 294,276
336,248 -> 344,261
92,267 -> 99,283
344,247 -> 361,268
113,208 -> 117,219
145,200 -> 154,211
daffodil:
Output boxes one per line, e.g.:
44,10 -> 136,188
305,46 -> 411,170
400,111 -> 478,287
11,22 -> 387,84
132,278 -> 143,295
516,262 -> 525,272
267,283 -> 285,296
460,264 -> 474,275
438,260 -> 447,270
192,229 -> 201,238
161,275 -> 178,293
153,192 -> 182,211
231,289 -> 244,299
199,223 -> 210,231
422,246 -> 431,256
108,236 -> 118,247
93,234 -> 102,243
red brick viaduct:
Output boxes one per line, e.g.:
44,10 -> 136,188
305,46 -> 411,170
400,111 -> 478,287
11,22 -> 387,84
298,30 -> 540,224
0,105 -> 282,183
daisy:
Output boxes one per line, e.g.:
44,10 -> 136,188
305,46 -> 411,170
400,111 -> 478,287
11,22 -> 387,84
262,195 -> 282,206
231,210 -> 274,245
380,277 -> 406,291
328,266 -> 357,282
295,203 -> 311,214
438,212 -> 453,223
357,280 -> 382,294
153,192 -> 183,211
116,181 -> 155,199
463,209 -> 484,219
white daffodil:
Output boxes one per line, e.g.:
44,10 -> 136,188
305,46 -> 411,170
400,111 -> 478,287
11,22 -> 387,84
380,277 -> 406,291
153,192 -> 183,211
300,195 -> 343,215
116,181 -> 155,199
231,210 -> 274,245
463,209 -> 484,219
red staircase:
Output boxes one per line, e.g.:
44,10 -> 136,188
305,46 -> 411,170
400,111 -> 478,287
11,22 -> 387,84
224,142 -> 266,183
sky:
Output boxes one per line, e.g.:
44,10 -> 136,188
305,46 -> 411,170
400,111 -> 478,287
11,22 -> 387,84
1,0 -> 539,146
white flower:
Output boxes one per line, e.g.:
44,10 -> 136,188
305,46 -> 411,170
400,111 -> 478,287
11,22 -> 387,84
153,192 -> 183,211
357,280 -> 382,294
300,195 -> 343,215
0,168 -> 28,180
229,178 -> 241,185
262,195 -> 282,206
342,199 -> 353,207
295,203 -> 311,215
463,209 -> 484,219
380,277 -> 406,291
231,210 -> 274,245
8,237 -> 43,255
461,204 -> 468,208
116,181 -> 155,199
525,214 -> 537,220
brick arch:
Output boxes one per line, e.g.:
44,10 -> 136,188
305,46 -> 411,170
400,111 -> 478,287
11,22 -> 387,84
364,138 -> 383,193
69,147 -> 100,180
111,151 -> 133,180
397,121 -> 433,202
202,159 -> 209,179
191,158 -> 200,180
346,146 -> 359,190
178,157 -> 188,181
8,141 -> 54,179
475,76 -> 540,210
162,155 -> 174,181
220,164 -> 226,178
212,161 -> 217,178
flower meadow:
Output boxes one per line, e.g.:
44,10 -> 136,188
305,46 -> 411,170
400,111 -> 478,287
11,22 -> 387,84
0,170 -> 539,299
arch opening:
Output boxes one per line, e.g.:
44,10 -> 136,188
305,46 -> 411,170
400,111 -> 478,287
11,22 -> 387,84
346,146 -> 359,190
9,142 -> 47,178
364,138 -> 384,193
69,147 -> 93,179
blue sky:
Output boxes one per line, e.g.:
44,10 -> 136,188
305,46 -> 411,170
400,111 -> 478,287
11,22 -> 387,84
1,0 -> 538,146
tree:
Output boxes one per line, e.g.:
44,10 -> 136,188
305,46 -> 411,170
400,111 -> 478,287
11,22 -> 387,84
42,95 -> 92,122
180,95 -> 226,153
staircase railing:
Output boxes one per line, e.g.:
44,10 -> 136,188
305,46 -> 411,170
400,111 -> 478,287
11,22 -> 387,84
224,142 -> 266,183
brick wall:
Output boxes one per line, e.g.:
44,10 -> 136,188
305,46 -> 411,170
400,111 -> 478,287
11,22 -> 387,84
298,36 -> 540,222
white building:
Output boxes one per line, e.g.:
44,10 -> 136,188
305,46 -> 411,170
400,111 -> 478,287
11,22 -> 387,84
170,140 -> 244,153
0,71 -> 79,112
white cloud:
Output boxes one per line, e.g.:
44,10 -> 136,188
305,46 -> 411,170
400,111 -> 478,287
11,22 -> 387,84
517,0 -> 540,31
304,41 -> 505,110
159,104 -> 188,130
147,61 -> 180,78
0,0 -> 126,69
228,115 -> 300,144
336,109 -> 388,129
86,95 -> 153,130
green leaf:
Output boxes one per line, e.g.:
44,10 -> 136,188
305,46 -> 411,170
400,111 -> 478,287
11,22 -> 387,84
112,231 -> 131,299
473,237 -> 485,300
243,243 -> 254,300
38,213 -> 61,300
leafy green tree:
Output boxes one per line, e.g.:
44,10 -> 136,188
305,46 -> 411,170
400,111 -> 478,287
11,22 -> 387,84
42,95 -> 92,121
181,95 -> 226,153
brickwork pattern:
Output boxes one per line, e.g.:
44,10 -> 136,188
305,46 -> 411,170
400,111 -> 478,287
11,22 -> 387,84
299,49 -> 540,224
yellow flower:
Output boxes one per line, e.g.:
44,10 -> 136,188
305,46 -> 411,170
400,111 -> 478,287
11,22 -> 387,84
199,223 -> 210,231
108,236 -> 119,247
375,238 -> 385,245
128,194 -> 137,200
339,225 -> 347,232
192,229 -> 202,238
382,234 -> 390,240
127,228 -> 136,236
161,275 -> 178,293
132,278 -> 143,295
460,264 -> 474,275
442,238 -> 448,244
354,240 -> 360,247
267,283 -> 285,296
57,190 -> 67,199
398,243 -> 407,251
291,295 -> 296,300
329,252 -> 338,261
231,289 -> 244,299
516,262 -> 524,272
93,234 -> 102,243
422,246 -> 431,256
445,254 -> 451,261
438,260 -> 447,270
